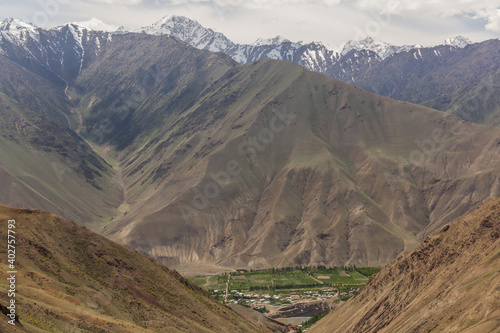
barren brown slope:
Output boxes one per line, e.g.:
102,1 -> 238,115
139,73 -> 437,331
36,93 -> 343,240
0,204 -> 281,333
310,197 -> 500,333
95,59 -> 500,270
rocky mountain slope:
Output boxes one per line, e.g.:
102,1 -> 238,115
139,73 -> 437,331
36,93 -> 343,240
75,37 -> 500,270
352,39 -> 500,126
2,19 -> 500,272
0,90 -> 120,229
310,197 -> 500,333
109,59 -> 500,270
0,204 -> 279,332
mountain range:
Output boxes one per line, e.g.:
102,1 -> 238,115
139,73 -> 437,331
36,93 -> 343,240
2,16 -> 475,86
131,15 -> 470,65
1,16 -> 500,272
122,15 -> 500,126
126,15 -> 500,127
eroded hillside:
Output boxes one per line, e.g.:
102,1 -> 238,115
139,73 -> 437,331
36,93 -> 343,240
310,198 -> 500,333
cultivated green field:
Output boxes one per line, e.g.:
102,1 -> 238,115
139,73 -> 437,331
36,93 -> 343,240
187,266 -> 379,293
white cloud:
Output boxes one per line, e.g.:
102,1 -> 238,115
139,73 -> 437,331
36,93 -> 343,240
211,0 -> 342,10
87,0 -> 143,4
153,0 -> 500,34
353,0 -> 500,32
74,17 -> 120,31
485,9 -> 500,31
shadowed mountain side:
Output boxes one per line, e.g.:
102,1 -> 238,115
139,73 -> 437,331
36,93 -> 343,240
0,55 -> 71,127
351,39 -> 500,126
444,67 -> 500,126
0,92 -> 121,229
76,33 -> 237,151
0,33 -> 237,232
0,204 -> 283,332
310,197 -> 500,333
92,59 -> 500,270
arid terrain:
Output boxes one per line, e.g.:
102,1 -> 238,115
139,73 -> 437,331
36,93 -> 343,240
0,204 -> 284,332
310,197 -> 500,333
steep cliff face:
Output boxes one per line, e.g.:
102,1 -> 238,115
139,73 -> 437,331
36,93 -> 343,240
310,198 -> 500,333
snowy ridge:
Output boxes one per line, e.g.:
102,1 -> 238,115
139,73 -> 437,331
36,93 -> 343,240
0,16 -> 476,82
443,36 -> 471,48
295,42 -> 341,73
0,18 -> 112,81
114,26 -> 129,34
137,15 -> 235,53
0,18 -> 40,47
135,15 -> 472,72
252,35 -> 291,46
136,15 -> 343,71
0,17 -> 37,32
341,36 -> 422,60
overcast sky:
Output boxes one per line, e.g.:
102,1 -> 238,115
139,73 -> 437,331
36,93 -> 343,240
1,0 -> 500,47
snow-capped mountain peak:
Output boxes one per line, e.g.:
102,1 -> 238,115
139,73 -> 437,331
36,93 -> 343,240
54,22 -> 87,31
342,37 -> 390,59
114,26 -> 130,34
252,35 -> 292,46
0,18 -> 40,47
342,36 -> 377,53
139,15 -> 209,37
0,18 -> 37,32
141,15 -> 185,35
0,17 -> 115,80
137,15 -> 235,52
443,35 -> 471,48
341,36 -> 422,60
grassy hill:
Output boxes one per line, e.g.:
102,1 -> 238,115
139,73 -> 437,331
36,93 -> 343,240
0,204 -> 276,332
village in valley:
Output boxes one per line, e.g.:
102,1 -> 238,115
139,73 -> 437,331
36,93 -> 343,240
188,266 -> 380,330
